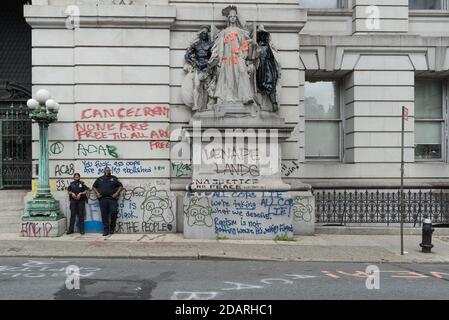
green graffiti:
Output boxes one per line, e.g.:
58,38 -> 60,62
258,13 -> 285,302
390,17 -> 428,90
106,145 -> 119,158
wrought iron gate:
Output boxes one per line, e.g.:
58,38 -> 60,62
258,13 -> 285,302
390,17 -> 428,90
0,81 -> 31,189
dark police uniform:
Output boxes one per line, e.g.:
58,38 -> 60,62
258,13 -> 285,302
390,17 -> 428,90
93,175 -> 123,234
67,180 -> 89,234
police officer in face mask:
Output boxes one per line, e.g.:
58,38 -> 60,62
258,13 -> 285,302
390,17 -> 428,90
92,167 -> 123,236
67,173 -> 89,235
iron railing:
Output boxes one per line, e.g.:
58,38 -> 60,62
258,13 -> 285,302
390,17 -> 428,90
314,188 -> 449,226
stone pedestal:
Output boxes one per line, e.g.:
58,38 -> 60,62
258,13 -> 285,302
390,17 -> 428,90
21,193 -> 67,237
183,106 -> 315,239
20,218 -> 67,237
183,190 -> 314,240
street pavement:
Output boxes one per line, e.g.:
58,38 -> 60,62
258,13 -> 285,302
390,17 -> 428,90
0,257 -> 448,300
0,233 -> 449,263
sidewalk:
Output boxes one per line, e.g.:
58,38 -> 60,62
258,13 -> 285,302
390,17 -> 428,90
1,232 -> 449,263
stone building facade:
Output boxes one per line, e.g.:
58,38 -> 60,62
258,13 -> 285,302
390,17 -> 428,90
14,0 -> 449,235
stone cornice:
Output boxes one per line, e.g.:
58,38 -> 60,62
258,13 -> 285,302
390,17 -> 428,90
299,34 -> 449,47
24,4 -> 177,28
24,4 -> 307,33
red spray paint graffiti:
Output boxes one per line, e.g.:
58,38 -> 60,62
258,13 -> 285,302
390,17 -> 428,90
80,105 -> 169,120
75,122 -> 170,140
20,222 -> 53,237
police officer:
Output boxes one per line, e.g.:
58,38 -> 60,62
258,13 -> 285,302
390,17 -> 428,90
67,173 -> 89,235
92,167 -> 123,236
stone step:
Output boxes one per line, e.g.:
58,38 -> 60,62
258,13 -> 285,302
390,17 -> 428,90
0,190 -> 28,197
0,210 -> 23,217
0,215 -> 20,225
0,203 -> 25,210
0,197 -> 26,204
0,191 -> 28,206
0,223 -> 19,234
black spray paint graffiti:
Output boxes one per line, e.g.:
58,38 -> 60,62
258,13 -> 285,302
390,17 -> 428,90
141,188 -> 175,224
184,197 -> 213,227
54,163 -> 75,177
281,161 -> 299,177
171,162 -> 192,178
292,196 -> 313,222
49,141 -> 64,155
86,186 -> 175,233
214,164 -> 260,177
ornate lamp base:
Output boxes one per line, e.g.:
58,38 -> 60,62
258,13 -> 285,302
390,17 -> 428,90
22,197 -> 64,221
20,197 -> 66,238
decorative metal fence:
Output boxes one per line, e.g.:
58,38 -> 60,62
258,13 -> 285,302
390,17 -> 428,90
314,189 -> 449,226
0,81 -> 32,189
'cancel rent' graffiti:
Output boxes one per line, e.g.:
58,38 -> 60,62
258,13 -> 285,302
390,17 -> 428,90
184,192 -> 294,239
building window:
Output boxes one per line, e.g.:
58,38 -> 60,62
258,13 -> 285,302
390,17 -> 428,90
305,80 -> 342,160
409,0 -> 442,10
414,80 -> 445,161
301,0 -> 342,9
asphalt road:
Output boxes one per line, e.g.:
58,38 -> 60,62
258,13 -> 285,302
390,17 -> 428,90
0,257 -> 448,300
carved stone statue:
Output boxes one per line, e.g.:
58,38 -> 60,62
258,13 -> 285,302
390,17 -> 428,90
182,5 -> 282,115
208,5 -> 254,106
255,26 -> 280,112
182,26 -> 213,111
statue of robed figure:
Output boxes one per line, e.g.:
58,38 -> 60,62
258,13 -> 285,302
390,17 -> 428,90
181,5 -> 281,115
208,5 -> 254,106
255,25 -> 281,112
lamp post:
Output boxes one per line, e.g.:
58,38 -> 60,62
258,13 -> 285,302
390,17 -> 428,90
21,89 -> 63,221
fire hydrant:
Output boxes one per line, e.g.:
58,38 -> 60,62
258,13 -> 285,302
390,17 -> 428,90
419,219 -> 434,253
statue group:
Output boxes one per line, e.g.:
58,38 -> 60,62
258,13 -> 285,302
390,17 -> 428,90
182,5 -> 281,114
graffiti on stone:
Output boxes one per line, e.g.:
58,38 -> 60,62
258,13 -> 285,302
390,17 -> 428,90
77,184 -> 176,234
281,161 -> 299,177
184,197 -> 213,227
292,196 -> 313,222
171,161 -> 193,178
49,141 -> 64,155
184,192 -> 294,239
45,160 -> 169,178
79,105 -> 169,122
75,122 -> 169,140
20,222 -> 53,237
141,188 -> 175,225
77,143 -> 119,159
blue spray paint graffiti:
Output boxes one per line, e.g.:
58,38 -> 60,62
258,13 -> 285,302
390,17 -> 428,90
69,186 -> 176,234
184,192 -> 294,239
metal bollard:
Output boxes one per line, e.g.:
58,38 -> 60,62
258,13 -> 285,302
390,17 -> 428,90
419,219 -> 434,253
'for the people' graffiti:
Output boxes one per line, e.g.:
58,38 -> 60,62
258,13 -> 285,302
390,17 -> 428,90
77,186 -> 176,234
